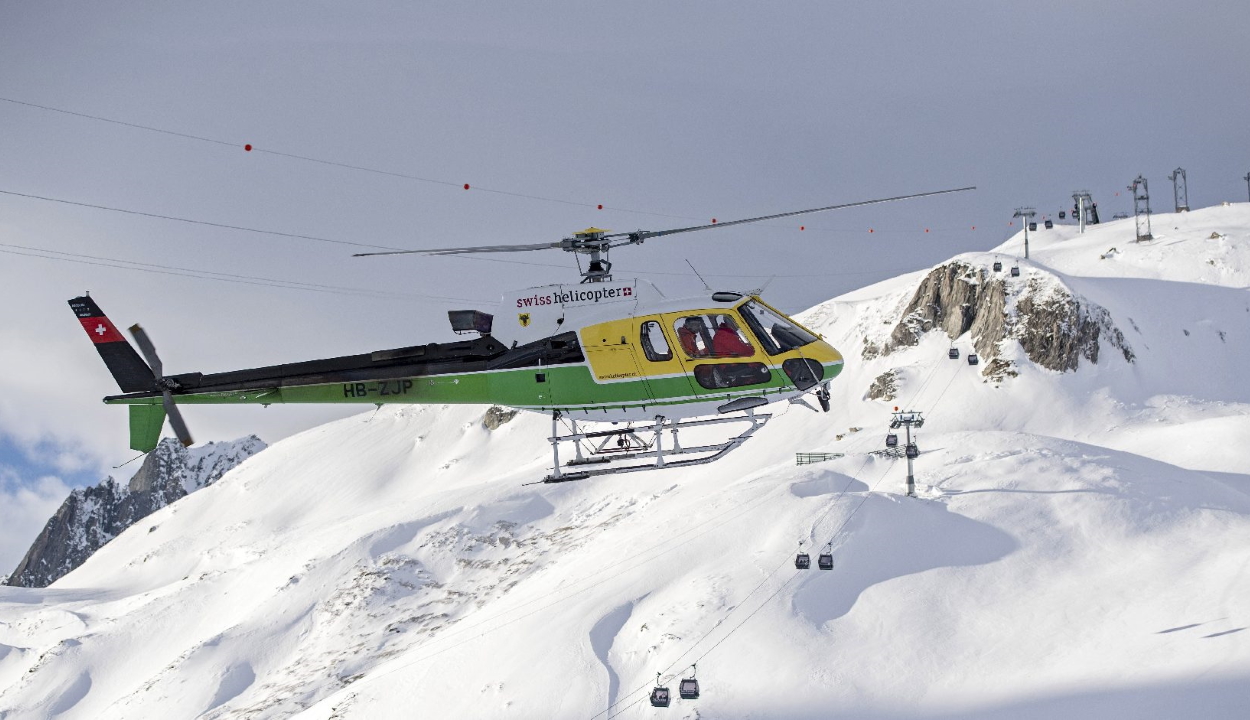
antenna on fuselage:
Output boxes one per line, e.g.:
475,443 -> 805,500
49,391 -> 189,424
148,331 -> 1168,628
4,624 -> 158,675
685,259 -> 712,292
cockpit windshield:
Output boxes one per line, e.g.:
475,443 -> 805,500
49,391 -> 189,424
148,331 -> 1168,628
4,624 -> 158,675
739,299 -> 819,355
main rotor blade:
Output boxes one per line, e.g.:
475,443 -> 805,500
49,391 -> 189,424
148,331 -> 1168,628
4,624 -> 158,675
353,241 -> 561,258
128,323 -> 162,377
352,186 -> 974,258
615,186 -> 977,242
162,391 -> 194,447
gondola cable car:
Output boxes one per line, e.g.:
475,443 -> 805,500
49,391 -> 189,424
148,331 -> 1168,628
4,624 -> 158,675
967,353 -> 979,366
885,433 -> 899,448
818,544 -> 834,570
948,347 -> 959,359
650,673 -> 671,707
905,443 -> 919,459
679,664 -> 700,700
795,542 -> 811,570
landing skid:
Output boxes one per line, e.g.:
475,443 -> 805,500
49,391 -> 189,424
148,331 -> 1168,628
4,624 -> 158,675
541,410 -> 771,483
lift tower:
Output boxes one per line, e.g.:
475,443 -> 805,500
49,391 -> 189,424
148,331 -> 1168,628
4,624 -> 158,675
1168,168 -> 1190,213
1013,207 -> 1037,258
890,409 -> 925,497
1244,172 -> 1249,203
1129,175 -> 1153,242
1072,191 -> 1095,233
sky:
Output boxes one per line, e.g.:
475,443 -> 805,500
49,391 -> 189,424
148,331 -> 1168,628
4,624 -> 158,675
1,1 -> 1247,572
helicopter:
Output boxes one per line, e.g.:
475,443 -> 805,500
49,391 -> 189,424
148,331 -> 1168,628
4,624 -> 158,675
70,186 -> 972,481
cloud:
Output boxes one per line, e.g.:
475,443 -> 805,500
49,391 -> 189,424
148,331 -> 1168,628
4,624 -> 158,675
0,468 -> 71,577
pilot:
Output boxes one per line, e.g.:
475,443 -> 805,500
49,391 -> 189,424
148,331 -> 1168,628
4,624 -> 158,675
712,316 -> 753,357
678,317 -> 709,357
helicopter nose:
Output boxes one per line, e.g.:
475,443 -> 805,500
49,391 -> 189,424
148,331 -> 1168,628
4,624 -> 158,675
818,340 -> 845,377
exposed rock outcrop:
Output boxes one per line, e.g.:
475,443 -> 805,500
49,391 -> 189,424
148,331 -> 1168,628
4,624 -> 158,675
1011,278 -> 1135,371
886,262 -> 998,353
865,370 -> 899,401
881,261 -> 1133,375
4,436 -> 265,588
482,406 -> 519,430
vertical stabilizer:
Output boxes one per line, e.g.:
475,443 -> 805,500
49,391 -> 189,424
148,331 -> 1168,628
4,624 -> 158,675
68,296 -> 156,393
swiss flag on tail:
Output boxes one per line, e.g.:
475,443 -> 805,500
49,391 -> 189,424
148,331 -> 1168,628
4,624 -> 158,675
68,296 -> 156,392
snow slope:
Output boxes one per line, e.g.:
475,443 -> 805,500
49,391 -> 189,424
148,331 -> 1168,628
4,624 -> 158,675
1,204 -> 1249,719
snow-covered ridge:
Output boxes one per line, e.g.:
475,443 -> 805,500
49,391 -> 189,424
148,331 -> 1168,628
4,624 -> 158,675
1,205 -> 1248,719
4,436 -> 265,589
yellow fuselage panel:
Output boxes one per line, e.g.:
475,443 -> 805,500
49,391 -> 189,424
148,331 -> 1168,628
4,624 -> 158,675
579,305 -> 843,383
580,317 -> 650,381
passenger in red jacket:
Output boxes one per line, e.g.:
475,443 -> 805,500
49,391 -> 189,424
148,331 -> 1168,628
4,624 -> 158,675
712,317 -> 754,357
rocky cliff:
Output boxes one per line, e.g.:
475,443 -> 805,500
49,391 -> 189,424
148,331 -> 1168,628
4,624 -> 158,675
879,260 -> 1133,374
4,436 -> 265,588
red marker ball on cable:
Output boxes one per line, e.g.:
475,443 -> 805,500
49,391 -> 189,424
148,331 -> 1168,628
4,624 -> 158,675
244,144 -> 252,152
464,183 -> 470,190
800,225 -> 805,231
597,204 -> 603,210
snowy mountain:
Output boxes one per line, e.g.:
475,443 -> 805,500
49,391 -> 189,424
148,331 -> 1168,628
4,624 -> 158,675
1,205 -> 1248,719
4,437 -> 265,589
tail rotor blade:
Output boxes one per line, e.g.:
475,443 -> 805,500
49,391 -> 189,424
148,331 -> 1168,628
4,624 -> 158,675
128,324 -> 163,377
162,391 -> 193,447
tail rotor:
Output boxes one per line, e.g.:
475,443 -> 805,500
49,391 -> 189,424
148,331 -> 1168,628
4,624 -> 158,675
128,324 -> 194,447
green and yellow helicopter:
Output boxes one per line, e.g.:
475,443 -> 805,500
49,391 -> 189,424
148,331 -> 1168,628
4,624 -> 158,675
71,188 -> 971,481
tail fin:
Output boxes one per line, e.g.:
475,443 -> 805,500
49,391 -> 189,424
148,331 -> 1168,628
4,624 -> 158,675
129,405 -> 166,452
68,296 -> 156,392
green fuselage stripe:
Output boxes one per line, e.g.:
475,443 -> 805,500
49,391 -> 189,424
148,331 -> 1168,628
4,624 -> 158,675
106,361 -> 844,412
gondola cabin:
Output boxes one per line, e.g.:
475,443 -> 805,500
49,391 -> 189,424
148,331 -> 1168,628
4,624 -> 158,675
795,552 -> 811,569
886,433 -> 899,448
650,686 -> 671,707
679,678 -> 700,700
948,347 -> 959,360
967,353 -> 979,365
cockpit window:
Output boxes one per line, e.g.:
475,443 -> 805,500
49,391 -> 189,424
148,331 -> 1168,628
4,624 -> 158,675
739,300 -> 818,355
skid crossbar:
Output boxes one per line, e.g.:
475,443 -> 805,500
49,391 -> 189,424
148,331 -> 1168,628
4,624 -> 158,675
544,410 -> 771,483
